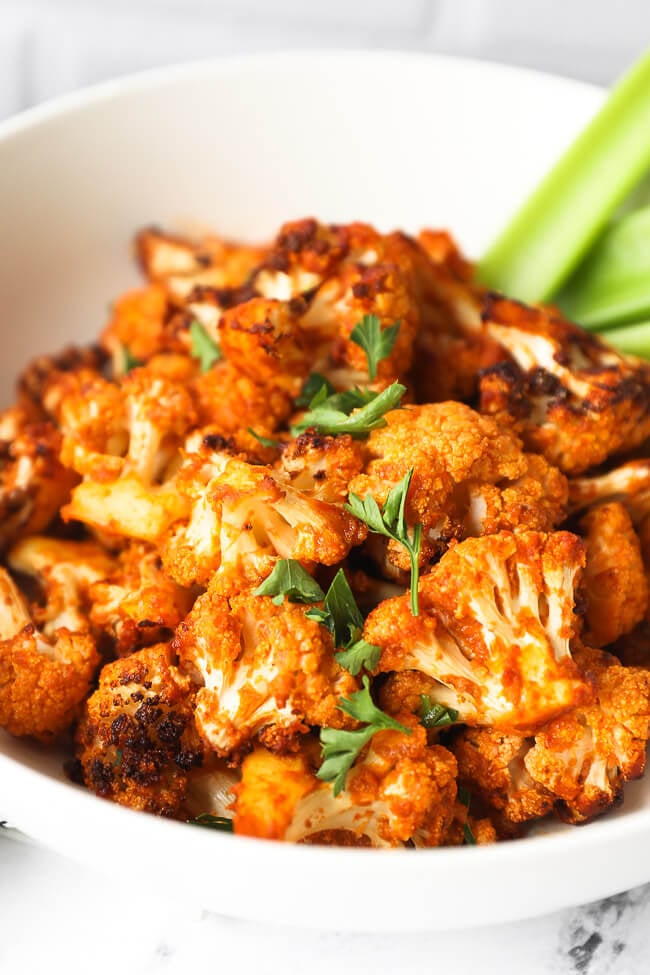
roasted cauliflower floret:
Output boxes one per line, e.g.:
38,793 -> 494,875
162,446 -> 366,592
87,542 -> 195,655
0,568 -> 99,740
191,359 -> 294,435
0,408 -> 78,549
349,402 -> 567,572
454,647 -> 650,825
173,590 -> 359,757
17,344 -> 106,419
569,459 -> 650,523
7,535 -> 115,635
365,531 -> 592,731
579,503 -> 648,647
75,642 -> 203,816
60,366 -> 195,542
479,294 -> 650,474
278,431 -> 365,504
100,284 -> 183,368
232,720 -> 458,847
253,218 -> 353,300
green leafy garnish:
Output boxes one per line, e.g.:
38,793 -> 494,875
296,372 -> 336,407
291,381 -> 406,438
190,813 -> 234,832
419,695 -> 459,730
304,569 -> 381,676
120,345 -> 143,374
346,468 -> 422,616
254,559 -> 325,606
479,50 -> 650,302
317,676 -> 410,796
458,786 -> 476,846
247,428 -> 281,449
189,320 -> 222,372
350,314 -> 401,380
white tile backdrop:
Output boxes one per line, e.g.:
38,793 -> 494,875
1,0 -> 649,120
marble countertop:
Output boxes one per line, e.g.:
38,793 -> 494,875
1,825 -> 649,975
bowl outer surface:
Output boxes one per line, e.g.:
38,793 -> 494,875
0,51 -> 640,930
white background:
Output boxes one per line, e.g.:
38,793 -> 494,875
1,2 -> 650,973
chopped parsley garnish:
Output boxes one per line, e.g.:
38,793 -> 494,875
290,381 -> 406,438
317,676 -> 410,796
190,814 -> 234,832
350,313 -> 401,381
419,695 -> 459,730
346,468 -> 422,616
120,345 -> 143,374
189,320 -> 222,372
458,786 -> 477,845
254,559 -> 325,606
305,569 -> 381,676
247,428 -> 281,449
296,372 -> 336,407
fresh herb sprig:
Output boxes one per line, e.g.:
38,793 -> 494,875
119,345 -> 143,375
346,469 -> 422,616
350,313 -> 401,381
254,559 -> 325,605
419,695 -> 459,730
290,381 -> 406,439
458,786 -> 476,846
305,569 -> 381,676
317,676 -> 410,796
190,813 -> 234,832
189,320 -> 222,372
247,428 -> 282,449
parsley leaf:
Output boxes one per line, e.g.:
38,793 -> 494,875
120,345 -> 143,374
304,570 -> 381,676
419,695 -> 459,729
254,559 -> 325,606
190,813 -> 234,832
458,786 -> 477,845
317,676 -> 410,795
291,381 -> 406,438
334,638 -> 381,677
189,320 -> 222,372
296,373 -> 336,408
350,314 -> 401,381
346,468 -> 423,616
247,428 -> 281,449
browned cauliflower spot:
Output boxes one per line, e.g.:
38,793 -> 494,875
349,402 -> 567,573
0,567 -> 99,740
479,294 -> 650,475
454,647 -> 650,826
173,590 -> 359,758
232,719 -> 459,847
365,531 -> 592,732
75,642 -> 203,817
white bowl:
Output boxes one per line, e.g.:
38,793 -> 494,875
2,51 -> 642,931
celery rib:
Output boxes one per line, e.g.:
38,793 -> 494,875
600,320 -> 650,357
478,50 -> 650,303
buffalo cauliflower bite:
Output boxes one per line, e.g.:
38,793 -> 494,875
75,642 -> 203,817
173,590 -> 359,757
100,284 -> 185,368
191,359 -> 294,435
579,503 -> 648,647
0,408 -> 78,549
232,719 -> 458,847
162,445 -> 366,592
277,432 -> 365,504
59,366 -> 195,542
365,531 -> 592,731
479,294 -> 650,475
0,567 -> 99,740
253,218 -> 353,300
87,542 -> 195,655
349,402 -> 567,572
454,647 -> 650,825
569,459 -> 650,523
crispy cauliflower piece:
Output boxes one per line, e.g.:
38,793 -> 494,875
75,642 -> 203,817
0,567 -> 99,740
0,408 -> 78,549
87,542 -> 195,655
277,431 -> 365,504
7,535 -> 115,635
569,459 -> 650,523
455,647 -> 650,825
59,366 -> 195,542
349,402 -> 567,571
479,294 -> 650,474
100,284 -> 184,368
579,503 -> 648,647
232,720 -> 458,847
365,531 -> 592,731
17,344 -> 106,419
173,590 -> 359,756
184,759 -> 239,821
162,445 -> 366,591
253,218 -> 353,300
191,359 -> 294,434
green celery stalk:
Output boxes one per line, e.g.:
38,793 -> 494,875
556,205 -> 650,329
478,50 -> 650,303
600,319 -> 650,357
